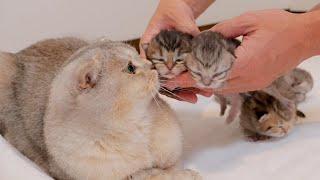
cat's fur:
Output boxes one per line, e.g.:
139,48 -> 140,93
272,68 -> 313,103
240,91 -> 305,141
143,30 -> 193,79
186,31 -> 240,123
0,38 -> 201,180
186,31 -> 239,88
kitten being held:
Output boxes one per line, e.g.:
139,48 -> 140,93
186,31 -> 240,122
143,30 -> 193,79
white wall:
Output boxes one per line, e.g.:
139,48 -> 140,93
0,0 -> 318,52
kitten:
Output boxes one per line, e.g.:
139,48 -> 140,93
240,91 -> 305,141
186,31 -> 239,88
0,38 -> 201,180
273,68 -> 313,103
186,31 -> 240,123
143,30 -> 193,79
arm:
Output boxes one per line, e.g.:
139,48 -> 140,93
183,0 -> 215,18
310,3 -> 320,11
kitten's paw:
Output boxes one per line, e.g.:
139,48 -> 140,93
278,100 -> 296,120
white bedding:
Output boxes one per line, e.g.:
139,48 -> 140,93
1,56 -> 319,180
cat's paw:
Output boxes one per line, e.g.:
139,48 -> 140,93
175,169 -> 202,180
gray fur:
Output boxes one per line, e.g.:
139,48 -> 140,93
0,38 -> 198,180
186,31 -> 239,88
0,38 -> 88,174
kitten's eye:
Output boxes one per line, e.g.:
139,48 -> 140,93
266,126 -> 272,131
255,110 -> 268,119
125,62 -> 136,74
175,58 -> 183,62
152,58 -> 164,62
190,71 -> 201,77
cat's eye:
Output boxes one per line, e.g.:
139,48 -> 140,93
266,126 -> 272,131
190,71 -> 201,77
125,62 -> 136,74
255,110 -> 268,119
152,58 -> 164,62
175,58 -> 183,62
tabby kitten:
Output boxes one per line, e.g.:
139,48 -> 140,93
186,31 -> 239,88
143,30 -> 193,79
186,31 -> 240,123
240,91 -> 305,141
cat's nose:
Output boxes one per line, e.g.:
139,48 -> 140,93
202,78 -> 212,86
166,60 -> 174,70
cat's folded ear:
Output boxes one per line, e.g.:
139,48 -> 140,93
77,54 -> 103,90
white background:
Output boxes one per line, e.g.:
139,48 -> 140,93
0,0 -> 318,52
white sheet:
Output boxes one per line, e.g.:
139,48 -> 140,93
0,56 -> 319,180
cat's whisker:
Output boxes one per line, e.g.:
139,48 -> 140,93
151,90 -> 163,110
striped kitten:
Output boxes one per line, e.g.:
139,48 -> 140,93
186,31 -> 240,123
143,30 -> 193,79
240,91 -> 306,141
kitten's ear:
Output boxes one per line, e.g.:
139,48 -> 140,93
141,43 -> 149,53
258,114 -> 270,123
181,38 -> 192,52
78,54 -> 102,90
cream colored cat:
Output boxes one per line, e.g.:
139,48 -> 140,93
0,38 -> 201,180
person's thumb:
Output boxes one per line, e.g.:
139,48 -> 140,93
210,13 -> 257,38
176,21 -> 200,37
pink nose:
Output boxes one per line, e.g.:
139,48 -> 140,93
167,64 -> 173,70
202,78 -> 212,86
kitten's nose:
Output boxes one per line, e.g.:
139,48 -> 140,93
202,78 -> 212,86
166,60 -> 174,70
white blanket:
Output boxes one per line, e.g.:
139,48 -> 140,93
1,56 -> 319,180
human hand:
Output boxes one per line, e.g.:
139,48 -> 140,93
140,0 -> 200,57
162,72 -> 213,103
141,0 -> 210,103
211,9 -> 320,94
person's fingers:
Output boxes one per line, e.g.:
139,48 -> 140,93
187,88 -> 213,97
210,13 -> 257,38
164,72 -> 197,90
214,77 -> 253,94
174,91 -> 198,104
176,23 -> 200,37
139,24 -> 163,58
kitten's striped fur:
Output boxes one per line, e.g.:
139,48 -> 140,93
143,30 -> 193,79
186,31 -> 240,88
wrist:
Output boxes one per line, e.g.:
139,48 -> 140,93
182,0 -> 215,18
299,10 -> 320,57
